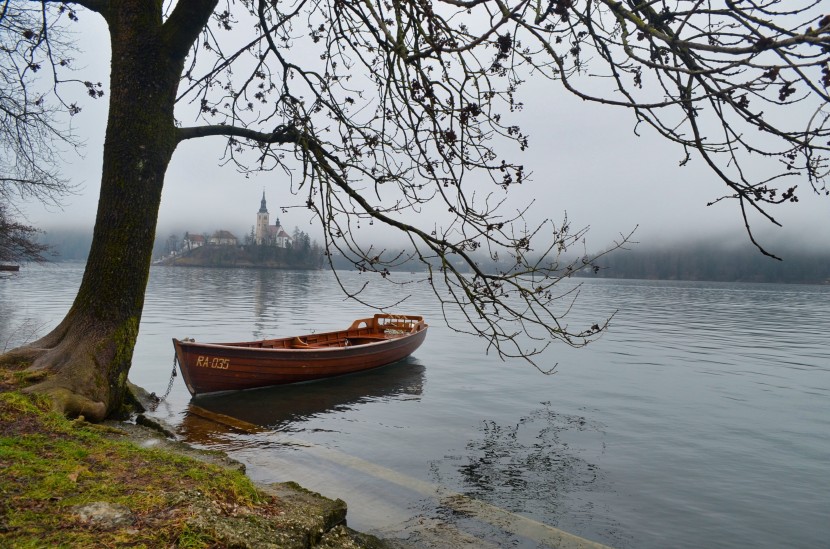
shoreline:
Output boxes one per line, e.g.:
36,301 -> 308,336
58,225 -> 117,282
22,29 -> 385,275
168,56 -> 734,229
0,384 -> 398,548
1,378 -> 613,548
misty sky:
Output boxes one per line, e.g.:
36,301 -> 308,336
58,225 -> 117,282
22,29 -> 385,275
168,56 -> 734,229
18,8 -> 829,256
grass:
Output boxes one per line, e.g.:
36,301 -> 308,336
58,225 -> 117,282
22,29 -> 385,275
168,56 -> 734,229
0,391 -> 283,548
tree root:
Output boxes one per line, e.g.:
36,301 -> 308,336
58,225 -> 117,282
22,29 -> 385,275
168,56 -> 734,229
1,333 -> 116,422
27,386 -> 108,422
0,346 -> 45,370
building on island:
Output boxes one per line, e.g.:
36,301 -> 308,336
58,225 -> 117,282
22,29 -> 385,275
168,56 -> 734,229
209,230 -> 238,246
255,191 -> 292,248
183,232 -> 206,250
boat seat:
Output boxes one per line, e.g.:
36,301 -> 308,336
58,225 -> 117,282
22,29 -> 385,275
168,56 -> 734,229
290,337 -> 310,349
307,340 -> 350,348
345,336 -> 387,345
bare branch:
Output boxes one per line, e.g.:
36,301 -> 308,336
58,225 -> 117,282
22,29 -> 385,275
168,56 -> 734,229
176,123 -> 301,144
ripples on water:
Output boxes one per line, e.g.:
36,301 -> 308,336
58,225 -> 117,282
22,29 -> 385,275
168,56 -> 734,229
2,265 -> 829,548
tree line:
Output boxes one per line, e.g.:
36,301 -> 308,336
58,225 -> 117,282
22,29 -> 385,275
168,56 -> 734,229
580,247 -> 830,285
330,244 -> 830,285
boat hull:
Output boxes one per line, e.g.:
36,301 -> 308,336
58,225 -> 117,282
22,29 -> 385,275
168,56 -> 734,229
172,315 -> 427,395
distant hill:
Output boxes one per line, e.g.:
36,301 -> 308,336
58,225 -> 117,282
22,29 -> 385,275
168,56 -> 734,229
580,246 -> 830,284
38,227 -> 175,261
37,228 -> 93,260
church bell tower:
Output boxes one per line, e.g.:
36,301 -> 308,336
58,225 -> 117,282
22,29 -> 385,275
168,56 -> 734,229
255,191 -> 269,245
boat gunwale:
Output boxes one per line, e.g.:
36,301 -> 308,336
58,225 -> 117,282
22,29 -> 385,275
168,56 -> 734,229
173,314 -> 427,353
175,335 -> 403,353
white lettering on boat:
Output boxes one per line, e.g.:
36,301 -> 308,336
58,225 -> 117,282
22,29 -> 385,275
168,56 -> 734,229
196,355 -> 230,369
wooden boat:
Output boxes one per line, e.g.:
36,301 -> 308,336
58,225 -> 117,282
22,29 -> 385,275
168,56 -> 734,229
0,265 -> 20,272
172,314 -> 428,396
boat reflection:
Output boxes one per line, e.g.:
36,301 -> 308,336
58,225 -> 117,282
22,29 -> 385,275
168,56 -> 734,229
178,358 -> 425,444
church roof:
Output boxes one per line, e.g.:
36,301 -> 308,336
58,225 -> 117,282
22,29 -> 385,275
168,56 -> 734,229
258,190 -> 268,213
266,225 -> 292,239
211,230 -> 238,240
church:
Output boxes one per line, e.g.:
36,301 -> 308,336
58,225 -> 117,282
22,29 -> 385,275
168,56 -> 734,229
255,192 -> 292,247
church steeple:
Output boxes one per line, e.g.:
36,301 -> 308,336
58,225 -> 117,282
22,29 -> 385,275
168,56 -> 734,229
255,190 -> 270,245
259,190 -> 268,214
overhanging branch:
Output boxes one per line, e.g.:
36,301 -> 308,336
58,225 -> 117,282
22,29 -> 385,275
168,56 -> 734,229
176,124 -> 302,145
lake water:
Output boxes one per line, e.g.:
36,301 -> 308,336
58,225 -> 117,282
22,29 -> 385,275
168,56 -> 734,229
2,264 -> 829,548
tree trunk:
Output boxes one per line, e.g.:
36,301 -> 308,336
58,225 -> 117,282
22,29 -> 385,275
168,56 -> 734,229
0,3 -> 187,420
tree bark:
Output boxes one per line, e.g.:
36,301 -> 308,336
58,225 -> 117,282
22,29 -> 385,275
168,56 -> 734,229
1,1 -> 213,420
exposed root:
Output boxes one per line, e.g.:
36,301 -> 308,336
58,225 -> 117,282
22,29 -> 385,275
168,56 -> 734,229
0,346 -> 47,371
26,385 -> 108,422
1,325 -> 123,422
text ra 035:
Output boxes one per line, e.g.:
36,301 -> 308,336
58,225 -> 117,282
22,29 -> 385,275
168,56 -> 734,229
196,356 -> 230,369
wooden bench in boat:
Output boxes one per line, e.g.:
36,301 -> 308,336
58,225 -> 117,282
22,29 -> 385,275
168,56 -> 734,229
290,336 -> 390,349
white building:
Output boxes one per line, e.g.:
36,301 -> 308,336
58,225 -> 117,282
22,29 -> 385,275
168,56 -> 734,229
254,192 -> 292,248
183,232 -> 206,250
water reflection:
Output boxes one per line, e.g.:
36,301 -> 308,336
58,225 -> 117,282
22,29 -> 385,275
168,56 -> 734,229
427,402 -> 623,546
252,270 -> 320,338
178,358 -> 425,444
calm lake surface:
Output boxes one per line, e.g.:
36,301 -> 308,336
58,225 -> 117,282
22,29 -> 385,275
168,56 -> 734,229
2,264 -> 829,548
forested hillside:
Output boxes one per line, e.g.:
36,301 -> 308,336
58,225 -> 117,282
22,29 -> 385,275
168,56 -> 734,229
36,228 -> 829,284
582,247 -> 830,284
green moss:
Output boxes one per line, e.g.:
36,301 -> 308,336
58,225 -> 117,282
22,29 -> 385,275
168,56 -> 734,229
0,353 -> 30,370
0,366 -> 46,392
0,391 -> 274,547
0,384 -> 376,548
176,525 -> 214,548
112,318 -> 139,387
14,368 -> 48,386
0,391 -> 51,417
112,316 -> 139,368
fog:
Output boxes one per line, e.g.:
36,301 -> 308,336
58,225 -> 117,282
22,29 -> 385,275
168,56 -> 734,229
18,7 -> 830,260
